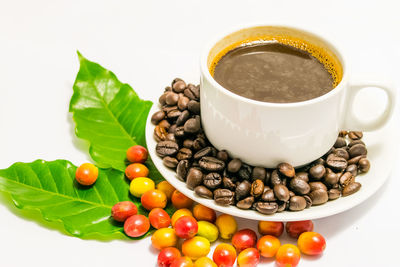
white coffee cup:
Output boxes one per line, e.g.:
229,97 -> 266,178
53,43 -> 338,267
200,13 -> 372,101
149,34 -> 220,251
200,25 -> 396,168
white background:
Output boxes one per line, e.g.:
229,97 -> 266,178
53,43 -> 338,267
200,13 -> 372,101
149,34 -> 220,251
1,0 -> 400,266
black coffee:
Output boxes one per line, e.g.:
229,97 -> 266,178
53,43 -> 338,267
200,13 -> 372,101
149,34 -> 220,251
212,42 -> 334,103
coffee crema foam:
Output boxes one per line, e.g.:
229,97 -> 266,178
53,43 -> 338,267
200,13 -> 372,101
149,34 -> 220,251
209,36 -> 343,88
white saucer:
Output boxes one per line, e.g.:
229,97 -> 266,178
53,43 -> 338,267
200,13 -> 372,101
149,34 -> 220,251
146,104 -> 399,221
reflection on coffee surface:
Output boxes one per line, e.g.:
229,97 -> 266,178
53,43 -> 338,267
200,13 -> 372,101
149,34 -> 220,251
212,42 -> 334,103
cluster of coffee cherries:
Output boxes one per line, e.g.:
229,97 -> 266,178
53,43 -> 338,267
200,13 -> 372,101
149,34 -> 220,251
75,147 -> 326,267
154,210 -> 326,267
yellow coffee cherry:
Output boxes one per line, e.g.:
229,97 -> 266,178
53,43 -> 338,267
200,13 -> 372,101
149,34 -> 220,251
215,214 -> 237,240
197,221 -> 219,242
156,181 -> 175,200
129,177 -> 155,198
194,257 -> 217,267
151,227 -> 178,250
182,236 -> 211,260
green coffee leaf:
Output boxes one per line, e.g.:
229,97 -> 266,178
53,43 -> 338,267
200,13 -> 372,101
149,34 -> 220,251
69,52 -> 162,183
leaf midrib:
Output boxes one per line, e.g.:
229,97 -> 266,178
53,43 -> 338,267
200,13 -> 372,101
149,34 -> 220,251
78,64 -> 136,147
0,176 -> 112,209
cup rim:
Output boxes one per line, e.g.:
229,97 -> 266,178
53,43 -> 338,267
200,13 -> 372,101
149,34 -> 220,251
200,24 -> 348,107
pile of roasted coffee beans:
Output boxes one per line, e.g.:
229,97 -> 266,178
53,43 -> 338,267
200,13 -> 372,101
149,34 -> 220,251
151,79 -> 371,215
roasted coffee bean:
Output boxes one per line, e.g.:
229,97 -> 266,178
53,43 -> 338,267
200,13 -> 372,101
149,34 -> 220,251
238,164 -> 252,181
165,133 -> 176,142
277,201 -> 287,212
156,140 -> 179,157
261,189 -> 276,202
251,179 -> 264,197
278,163 -> 295,178
167,109 -> 181,120
154,125 -> 168,142
255,202 -> 278,215
346,164 -> 358,176
172,80 -> 186,93
273,184 -> 290,202
236,196 -> 254,210
199,156 -> 225,171
194,185 -> 213,199
184,84 -> 200,100
186,168 -> 204,190
349,144 -> 367,158
217,150 -> 229,162
236,180 -> 252,201
334,148 -> 349,160
304,195 -> 312,208
339,130 -> 348,137
163,156 -> 178,169
188,100 -> 200,114
214,189 -> 235,206
289,196 -> 307,211
184,116 -> 201,134
203,173 -> 222,190
309,189 -> 329,205
334,137 -> 347,148
194,147 -> 213,160
165,92 -> 179,106
168,124 -> 177,134
323,172 -> 339,187
176,110 -> 190,126
358,158 -> 370,173
328,188 -> 341,200
192,138 -> 207,151
326,155 -> 348,171
177,95 -> 190,110
309,182 -> 327,192
188,84 -> 200,98
163,105 -> 178,113
309,164 -> 326,180
348,139 -> 365,148
347,155 -> 366,165
222,177 -> 236,191
339,172 -> 354,187
271,170 -> 284,186
151,111 -> 165,125
158,119 -> 171,130
227,158 -> 242,173
295,172 -> 309,182
176,160 -> 189,181
171,78 -> 183,86
177,148 -> 192,161
289,178 -> 310,195
183,139 -> 194,149
342,182 -> 361,196
252,167 -> 266,182
174,126 -> 185,138
348,131 -> 363,140
192,137 -> 206,151
159,92 -> 168,105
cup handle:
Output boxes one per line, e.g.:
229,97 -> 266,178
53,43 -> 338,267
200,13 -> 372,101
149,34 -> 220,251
342,80 -> 397,131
